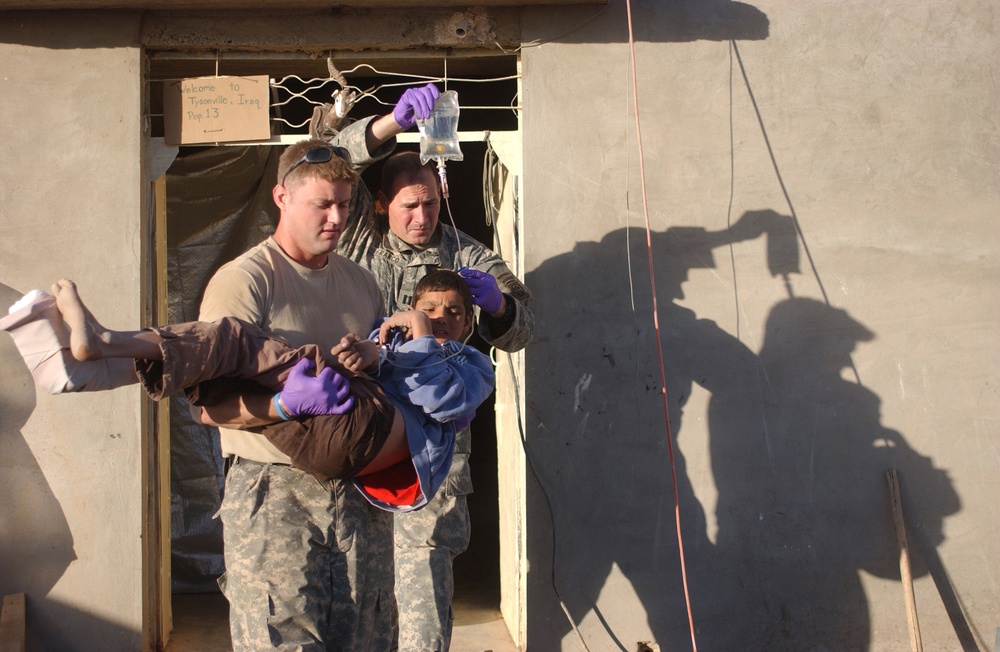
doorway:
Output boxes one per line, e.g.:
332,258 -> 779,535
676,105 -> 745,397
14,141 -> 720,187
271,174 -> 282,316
146,51 -> 522,650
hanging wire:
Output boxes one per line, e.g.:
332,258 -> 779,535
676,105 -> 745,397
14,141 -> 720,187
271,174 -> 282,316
481,151 -> 595,650
375,333 -> 473,371
267,66 -> 521,131
482,139 -> 502,227
624,0 -> 700,647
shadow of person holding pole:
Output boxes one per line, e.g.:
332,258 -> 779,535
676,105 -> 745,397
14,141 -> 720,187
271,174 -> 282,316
523,210 -> 797,650
707,296 -> 962,650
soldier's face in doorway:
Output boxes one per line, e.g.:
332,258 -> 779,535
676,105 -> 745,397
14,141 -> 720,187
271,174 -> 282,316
273,175 -> 353,268
384,169 -> 441,248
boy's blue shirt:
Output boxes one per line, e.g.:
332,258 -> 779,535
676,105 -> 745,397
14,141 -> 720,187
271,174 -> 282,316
355,332 -> 495,512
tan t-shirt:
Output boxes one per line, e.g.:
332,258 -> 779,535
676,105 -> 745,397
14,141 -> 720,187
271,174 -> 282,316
199,236 -> 385,463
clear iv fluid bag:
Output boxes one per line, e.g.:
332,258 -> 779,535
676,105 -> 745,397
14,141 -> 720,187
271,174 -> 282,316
417,90 -> 464,165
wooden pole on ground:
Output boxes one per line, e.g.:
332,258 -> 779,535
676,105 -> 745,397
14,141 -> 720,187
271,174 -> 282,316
887,468 -> 923,652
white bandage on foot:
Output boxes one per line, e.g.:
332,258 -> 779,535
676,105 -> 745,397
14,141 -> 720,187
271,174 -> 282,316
1,290 -> 136,394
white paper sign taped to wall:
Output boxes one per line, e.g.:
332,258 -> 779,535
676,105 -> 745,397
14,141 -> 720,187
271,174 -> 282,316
164,75 -> 270,145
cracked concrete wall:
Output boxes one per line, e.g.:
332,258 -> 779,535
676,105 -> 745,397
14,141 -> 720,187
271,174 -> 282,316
139,7 -> 521,52
520,1 -> 998,650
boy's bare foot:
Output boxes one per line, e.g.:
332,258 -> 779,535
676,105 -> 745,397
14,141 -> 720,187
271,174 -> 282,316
51,279 -> 109,361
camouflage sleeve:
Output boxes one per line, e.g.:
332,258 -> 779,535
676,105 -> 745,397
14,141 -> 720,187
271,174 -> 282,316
479,265 -> 535,353
337,184 -> 381,268
451,234 -> 534,352
329,115 -> 395,172
477,260 -> 534,353
332,115 -> 395,266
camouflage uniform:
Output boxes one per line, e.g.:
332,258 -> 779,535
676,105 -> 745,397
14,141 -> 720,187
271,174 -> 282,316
205,116 -> 399,651
219,461 -> 395,652
337,130 -> 533,651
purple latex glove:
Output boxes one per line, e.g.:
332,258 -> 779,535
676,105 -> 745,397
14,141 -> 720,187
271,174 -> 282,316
392,83 -> 440,131
279,359 -> 355,417
459,267 -> 504,315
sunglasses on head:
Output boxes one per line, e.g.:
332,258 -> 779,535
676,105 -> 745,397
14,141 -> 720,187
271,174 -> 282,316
280,145 -> 349,186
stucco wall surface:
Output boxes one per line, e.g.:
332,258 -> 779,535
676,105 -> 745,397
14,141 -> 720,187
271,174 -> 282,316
521,1 -> 998,650
0,12 -> 145,652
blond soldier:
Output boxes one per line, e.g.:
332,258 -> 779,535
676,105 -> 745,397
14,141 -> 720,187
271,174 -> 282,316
195,94 -> 427,650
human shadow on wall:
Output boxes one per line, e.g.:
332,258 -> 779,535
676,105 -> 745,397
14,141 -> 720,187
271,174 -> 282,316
524,0 -> 768,45
708,297 -> 961,650
0,283 -> 77,649
522,214 -> 783,650
632,0 -> 769,42
522,216 -> 960,651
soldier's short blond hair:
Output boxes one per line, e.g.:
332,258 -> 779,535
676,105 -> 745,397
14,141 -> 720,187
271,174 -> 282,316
278,138 -> 359,189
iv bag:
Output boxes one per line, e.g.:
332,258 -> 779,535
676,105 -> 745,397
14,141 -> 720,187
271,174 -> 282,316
416,90 -> 464,165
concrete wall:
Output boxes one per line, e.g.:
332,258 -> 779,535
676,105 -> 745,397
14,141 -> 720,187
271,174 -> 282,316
521,1 -> 998,650
0,12 -> 145,651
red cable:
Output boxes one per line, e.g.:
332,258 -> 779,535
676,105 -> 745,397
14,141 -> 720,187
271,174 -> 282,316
624,1 -> 699,649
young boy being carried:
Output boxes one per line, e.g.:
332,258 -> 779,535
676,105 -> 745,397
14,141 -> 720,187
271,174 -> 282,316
2,270 -> 493,512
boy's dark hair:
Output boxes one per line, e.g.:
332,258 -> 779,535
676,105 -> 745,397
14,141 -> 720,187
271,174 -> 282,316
412,269 -> 473,314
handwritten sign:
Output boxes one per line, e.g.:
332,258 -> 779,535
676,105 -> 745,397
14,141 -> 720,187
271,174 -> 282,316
164,75 -> 270,145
